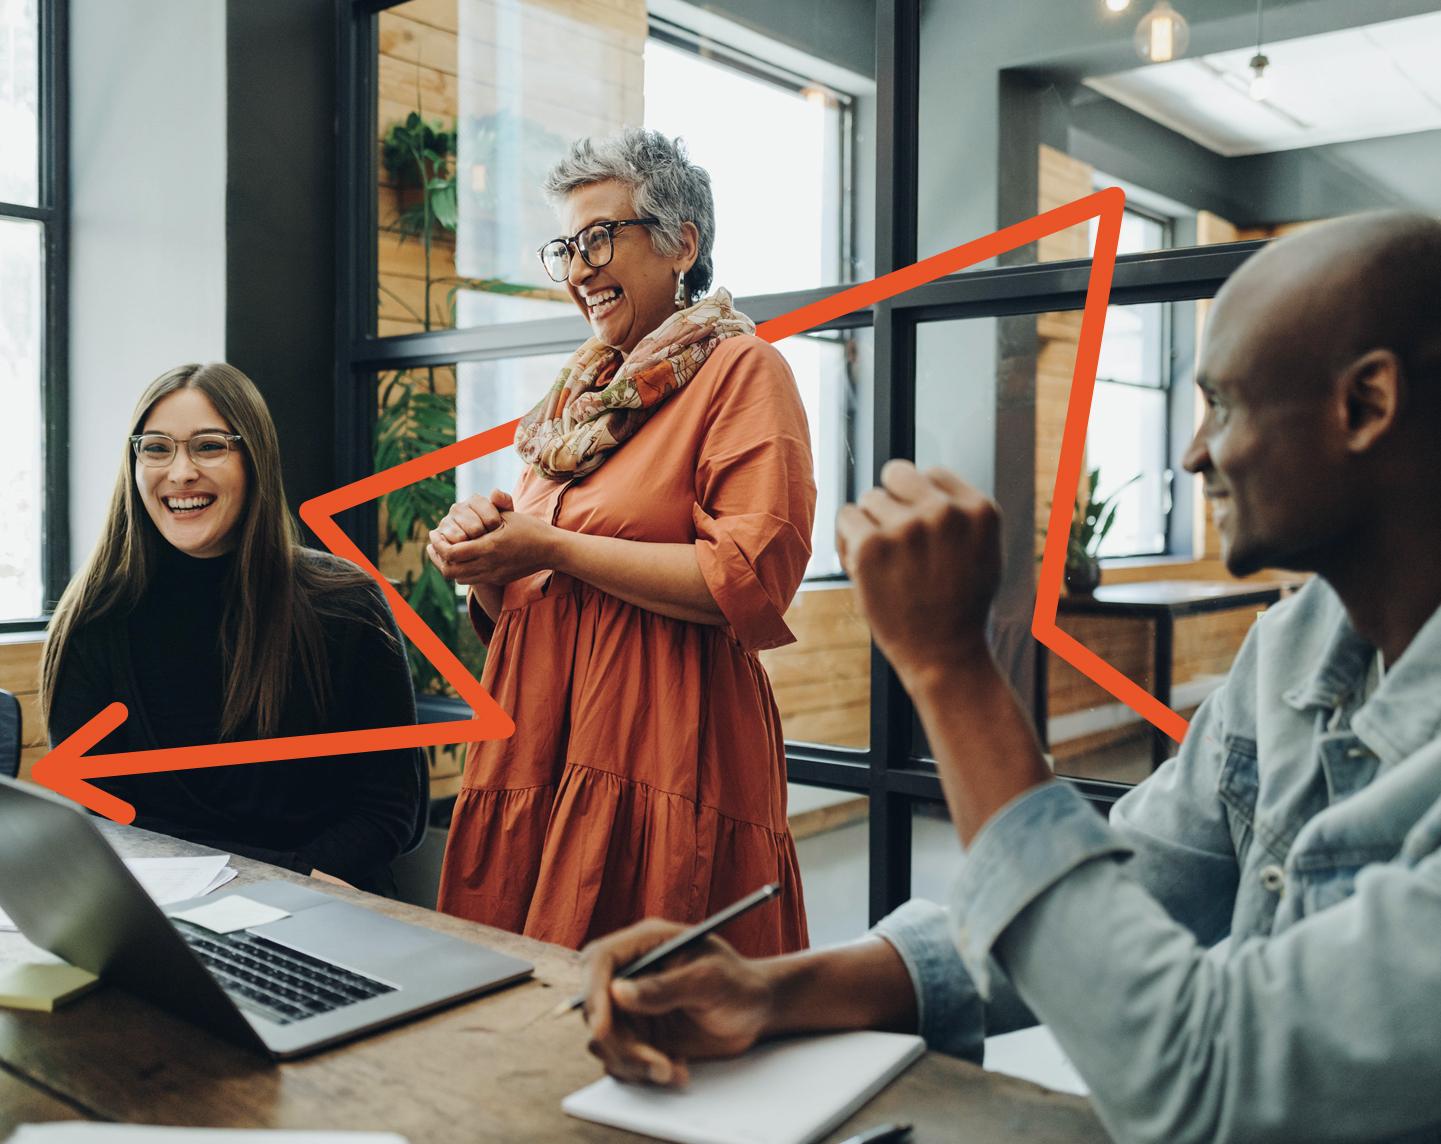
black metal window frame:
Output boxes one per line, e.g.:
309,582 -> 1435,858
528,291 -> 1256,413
338,0 -> 1266,924
0,0 -> 69,634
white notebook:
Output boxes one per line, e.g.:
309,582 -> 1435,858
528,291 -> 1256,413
562,1030 -> 925,1144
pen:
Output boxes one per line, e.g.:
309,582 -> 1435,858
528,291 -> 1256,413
836,1124 -> 912,1144
553,881 -> 781,1015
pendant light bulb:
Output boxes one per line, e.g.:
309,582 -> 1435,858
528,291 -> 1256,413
1105,0 -> 1132,12
1135,0 -> 1190,63
1248,2 -> 1270,101
1249,52 -> 1270,100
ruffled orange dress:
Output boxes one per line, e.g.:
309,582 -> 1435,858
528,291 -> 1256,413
436,335 -> 814,956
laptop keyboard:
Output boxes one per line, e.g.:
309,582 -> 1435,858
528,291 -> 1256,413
176,922 -> 396,1025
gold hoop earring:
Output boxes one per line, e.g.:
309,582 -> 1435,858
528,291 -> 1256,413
674,271 -> 687,309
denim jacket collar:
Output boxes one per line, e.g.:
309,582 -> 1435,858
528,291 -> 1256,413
1282,579 -> 1441,769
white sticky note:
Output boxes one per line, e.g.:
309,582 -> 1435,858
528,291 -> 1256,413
171,895 -> 291,935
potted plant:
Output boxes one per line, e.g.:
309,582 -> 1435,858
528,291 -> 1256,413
1065,468 -> 1138,595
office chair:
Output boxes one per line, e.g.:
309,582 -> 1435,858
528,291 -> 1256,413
0,688 -> 22,780
401,745 -> 429,857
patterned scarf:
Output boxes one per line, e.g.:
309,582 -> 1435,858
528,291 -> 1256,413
515,288 -> 754,480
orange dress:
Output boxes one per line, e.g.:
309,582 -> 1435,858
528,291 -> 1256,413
436,335 -> 815,956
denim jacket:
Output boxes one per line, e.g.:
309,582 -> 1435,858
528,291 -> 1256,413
873,579 -> 1441,1144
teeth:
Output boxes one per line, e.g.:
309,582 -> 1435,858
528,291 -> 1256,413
586,288 -> 621,310
165,496 -> 215,511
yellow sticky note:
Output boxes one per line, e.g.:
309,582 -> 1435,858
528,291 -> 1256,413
0,962 -> 100,1012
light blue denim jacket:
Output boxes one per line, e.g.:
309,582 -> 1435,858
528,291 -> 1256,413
872,579 -> 1441,1144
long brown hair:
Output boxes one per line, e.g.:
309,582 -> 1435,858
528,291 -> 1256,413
41,363 -> 384,739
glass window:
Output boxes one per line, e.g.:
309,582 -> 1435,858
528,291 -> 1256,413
374,0 -> 863,337
793,781 -> 870,944
454,351 -> 570,508
0,0 -> 47,624
1087,207 -> 1174,559
0,0 -> 39,207
644,35 -> 850,297
0,218 -> 43,620
770,328 -> 865,580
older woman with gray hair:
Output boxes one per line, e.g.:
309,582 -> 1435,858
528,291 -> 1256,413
427,129 -> 814,956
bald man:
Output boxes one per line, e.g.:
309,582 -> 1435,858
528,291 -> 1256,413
576,212 -> 1441,1143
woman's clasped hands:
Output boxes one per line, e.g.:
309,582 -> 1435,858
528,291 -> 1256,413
427,489 -> 558,585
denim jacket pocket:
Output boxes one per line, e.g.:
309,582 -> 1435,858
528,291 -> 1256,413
1217,734 -> 1260,853
1290,847 -> 1397,916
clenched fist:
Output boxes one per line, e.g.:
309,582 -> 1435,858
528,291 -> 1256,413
836,460 -> 1002,688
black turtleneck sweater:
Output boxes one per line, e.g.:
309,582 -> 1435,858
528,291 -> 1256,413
48,545 -> 425,891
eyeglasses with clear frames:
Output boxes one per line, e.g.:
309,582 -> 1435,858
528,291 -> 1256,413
130,432 -> 245,468
537,217 -> 660,283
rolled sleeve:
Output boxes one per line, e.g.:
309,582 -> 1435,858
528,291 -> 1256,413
872,898 -> 986,1061
693,502 -> 809,652
952,781 -> 1130,997
691,337 -> 816,654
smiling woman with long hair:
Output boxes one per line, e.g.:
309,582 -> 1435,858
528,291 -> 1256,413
39,363 -> 425,890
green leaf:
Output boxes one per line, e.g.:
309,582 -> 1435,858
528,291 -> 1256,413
430,183 -> 458,230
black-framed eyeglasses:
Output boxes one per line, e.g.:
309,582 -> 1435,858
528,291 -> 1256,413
537,218 -> 659,283
130,432 -> 245,468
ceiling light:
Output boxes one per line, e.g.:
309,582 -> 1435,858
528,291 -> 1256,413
1135,0 -> 1190,63
1249,52 -> 1271,100
1249,0 -> 1271,100
1105,0 -> 1132,12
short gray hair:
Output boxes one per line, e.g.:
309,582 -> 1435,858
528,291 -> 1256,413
542,128 -> 715,304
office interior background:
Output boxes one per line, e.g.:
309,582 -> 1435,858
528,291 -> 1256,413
3,0 -> 1439,943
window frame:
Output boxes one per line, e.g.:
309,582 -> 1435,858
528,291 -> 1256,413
0,0 -> 69,633
339,0 -> 1267,925
1091,202 -> 1178,560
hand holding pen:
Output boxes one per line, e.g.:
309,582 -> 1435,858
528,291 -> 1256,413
574,883 -> 782,1087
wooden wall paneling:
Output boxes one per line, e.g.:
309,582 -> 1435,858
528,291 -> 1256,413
0,638 -> 46,781
760,584 -> 870,749
1037,144 -> 1093,262
385,0 -> 459,35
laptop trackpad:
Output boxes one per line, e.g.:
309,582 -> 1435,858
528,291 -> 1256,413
252,902 -> 434,972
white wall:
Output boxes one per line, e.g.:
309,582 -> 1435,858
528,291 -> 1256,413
69,0 -> 226,568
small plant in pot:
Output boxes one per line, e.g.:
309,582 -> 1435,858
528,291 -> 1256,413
1066,468 -> 1138,595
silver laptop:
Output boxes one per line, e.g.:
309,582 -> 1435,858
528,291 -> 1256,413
0,776 -> 532,1059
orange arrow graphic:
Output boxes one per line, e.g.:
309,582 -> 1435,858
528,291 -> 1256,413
36,187 -> 1181,822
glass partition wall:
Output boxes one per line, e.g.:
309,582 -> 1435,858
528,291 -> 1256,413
341,0 -> 1440,926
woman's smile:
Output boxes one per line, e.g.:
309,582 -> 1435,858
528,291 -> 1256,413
582,285 -> 624,321
162,493 -> 218,516
136,388 -> 248,559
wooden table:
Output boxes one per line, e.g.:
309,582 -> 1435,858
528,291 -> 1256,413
1042,578 -> 1296,770
0,821 -> 1109,1143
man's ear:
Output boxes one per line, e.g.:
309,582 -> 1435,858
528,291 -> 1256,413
1340,349 -> 1402,455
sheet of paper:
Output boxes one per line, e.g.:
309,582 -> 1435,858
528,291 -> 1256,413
125,855 -> 235,903
7,1128 -> 409,1143
170,895 -> 291,934
0,856 -> 236,932
983,1025 -> 1089,1095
